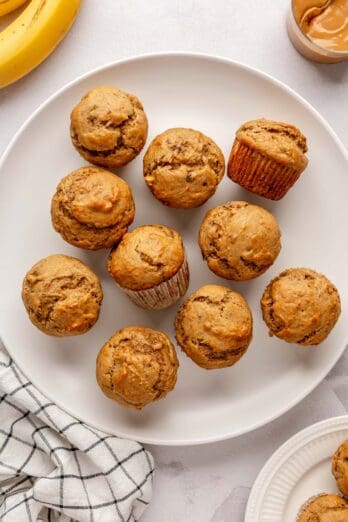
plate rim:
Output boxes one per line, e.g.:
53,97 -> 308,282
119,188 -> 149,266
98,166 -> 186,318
245,415 -> 348,520
1,52 -> 347,446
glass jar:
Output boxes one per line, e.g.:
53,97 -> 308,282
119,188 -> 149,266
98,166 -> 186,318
287,0 -> 348,64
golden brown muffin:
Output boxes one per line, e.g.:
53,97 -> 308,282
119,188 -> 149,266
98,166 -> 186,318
228,118 -> 308,200
22,254 -> 103,336
198,201 -> 281,281
297,494 -> 348,521
332,440 -> 348,497
51,166 -> 135,250
175,284 -> 253,369
108,224 -> 189,310
261,268 -> 341,345
143,128 -> 225,208
96,326 -> 179,409
70,86 -> 148,168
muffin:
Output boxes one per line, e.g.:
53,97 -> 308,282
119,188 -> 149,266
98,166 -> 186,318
96,326 -> 179,409
332,440 -> 348,497
143,128 -> 225,208
108,224 -> 189,310
198,201 -> 281,281
261,268 -> 341,345
297,494 -> 348,521
51,166 -> 135,250
175,284 -> 253,369
227,118 -> 308,200
70,86 -> 148,168
22,254 -> 103,336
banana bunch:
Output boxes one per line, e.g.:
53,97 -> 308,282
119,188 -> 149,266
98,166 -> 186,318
0,0 -> 82,88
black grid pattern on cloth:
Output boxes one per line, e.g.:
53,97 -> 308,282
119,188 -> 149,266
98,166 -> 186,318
0,343 -> 154,522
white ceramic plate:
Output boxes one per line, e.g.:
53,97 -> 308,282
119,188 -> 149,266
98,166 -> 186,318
245,415 -> 348,521
0,53 -> 347,445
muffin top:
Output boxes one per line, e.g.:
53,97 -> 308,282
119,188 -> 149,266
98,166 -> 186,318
236,118 -> 308,170
332,440 -> 348,497
108,224 -> 185,290
199,201 -> 281,281
96,326 -> 179,409
261,268 -> 341,345
175,284 -> 253,369
22,254 -> 103,336
70,86 -> 148,168
143,128 -> 225,208
297,494 -> 348,522
51,167 -> 135,250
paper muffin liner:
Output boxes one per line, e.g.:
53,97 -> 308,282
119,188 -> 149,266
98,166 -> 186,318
119,256 -> 189,310
228,139 -> 303,200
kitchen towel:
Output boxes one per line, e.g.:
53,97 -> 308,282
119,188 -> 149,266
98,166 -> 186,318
0,342 -> 153,522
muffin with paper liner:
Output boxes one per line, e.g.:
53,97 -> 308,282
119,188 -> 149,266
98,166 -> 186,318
107,224 -> 189,310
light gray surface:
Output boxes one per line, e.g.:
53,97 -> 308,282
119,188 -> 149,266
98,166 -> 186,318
0,1 -> 347,520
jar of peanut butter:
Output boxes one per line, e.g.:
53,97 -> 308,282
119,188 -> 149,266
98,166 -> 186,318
287,0 -> 348,63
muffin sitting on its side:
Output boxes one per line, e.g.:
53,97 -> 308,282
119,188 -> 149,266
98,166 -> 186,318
199,201 -> 281,281
143,128 -> 225,208
96,326 -> 179,409
228,118 -> 308,200
108,225 -> 189,310
297,494 -> 348,521
51,166 -> 135,250
332,440 -> 348,497
175,284 -> 253,369
261,268 -> 341,345
22,254 -> 103,336
70,86 -> 148,168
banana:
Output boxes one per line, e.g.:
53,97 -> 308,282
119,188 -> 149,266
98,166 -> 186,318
0,0 -> 27,17
0,0 -> 82,88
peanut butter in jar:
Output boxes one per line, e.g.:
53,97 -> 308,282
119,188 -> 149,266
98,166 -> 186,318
287,0 -> 348,63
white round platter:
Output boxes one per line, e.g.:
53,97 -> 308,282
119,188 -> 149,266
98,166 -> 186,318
0,53 -> 347,445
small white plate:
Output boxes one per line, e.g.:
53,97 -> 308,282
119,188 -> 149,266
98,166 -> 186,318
245,416 -> 348,521
0,53 -> 347,445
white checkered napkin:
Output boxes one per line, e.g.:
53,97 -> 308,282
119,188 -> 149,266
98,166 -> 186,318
0,342 -> 154,522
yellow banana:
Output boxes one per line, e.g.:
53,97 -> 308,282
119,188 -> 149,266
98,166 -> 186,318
0,0 -> 27,17
0,0 -> 82,88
